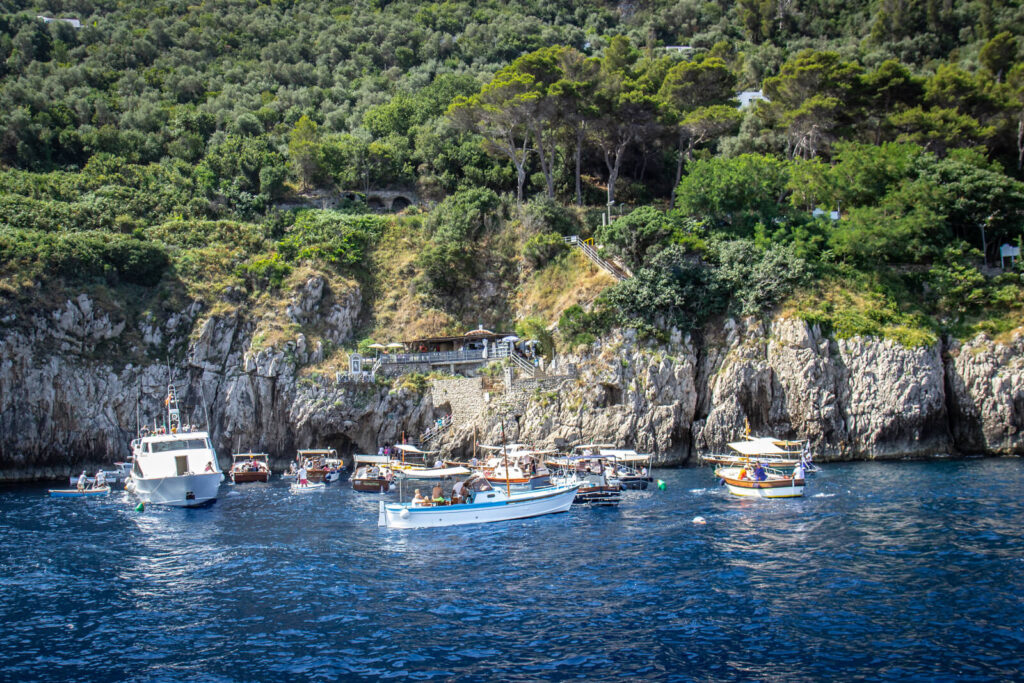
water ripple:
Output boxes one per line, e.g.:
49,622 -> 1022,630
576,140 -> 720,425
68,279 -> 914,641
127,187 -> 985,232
0,459 -> 1022,681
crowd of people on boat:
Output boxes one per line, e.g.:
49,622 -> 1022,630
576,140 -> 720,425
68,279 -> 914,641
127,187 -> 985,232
410,480 -> 469,506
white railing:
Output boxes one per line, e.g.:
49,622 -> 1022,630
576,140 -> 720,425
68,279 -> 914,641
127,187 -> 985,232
564,236 -> 629,280
509,352 -> 536,377
421,414 -> 454,444
377,344 -> 511,365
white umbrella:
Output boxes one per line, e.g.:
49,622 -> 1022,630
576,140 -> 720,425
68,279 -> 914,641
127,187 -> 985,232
367,343 -> 386,349
386,342 -> 405,349
502,335 -> 519,343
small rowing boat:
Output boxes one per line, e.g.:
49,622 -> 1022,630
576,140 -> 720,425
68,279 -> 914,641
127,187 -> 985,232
49,486 -> 111,498
290,482 -> 326,493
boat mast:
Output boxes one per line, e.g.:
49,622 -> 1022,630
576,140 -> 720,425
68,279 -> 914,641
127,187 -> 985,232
500,416 -> 510,498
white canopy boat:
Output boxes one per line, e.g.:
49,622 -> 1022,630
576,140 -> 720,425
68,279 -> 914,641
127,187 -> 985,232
125,383 -> 223,507
378,473 -> 578,529
388,444 -> 441,472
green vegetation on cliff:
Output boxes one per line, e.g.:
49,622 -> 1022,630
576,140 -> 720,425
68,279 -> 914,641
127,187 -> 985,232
1,0 -> 1023,353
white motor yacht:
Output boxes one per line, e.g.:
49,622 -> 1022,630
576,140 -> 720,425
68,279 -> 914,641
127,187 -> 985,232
126,385 -> 223,507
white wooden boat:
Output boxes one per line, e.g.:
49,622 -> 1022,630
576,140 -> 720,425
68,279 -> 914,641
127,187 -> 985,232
49,486 -> 111,498
378,473 -> 578,529
715,465 -> 805,498
291,482 -> 326,492
126,383 -> 223,507
295,448 -> 342,482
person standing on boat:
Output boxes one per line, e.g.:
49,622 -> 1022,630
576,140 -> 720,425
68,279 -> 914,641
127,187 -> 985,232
76,471 -> 88,491
753,463 -> 766,481
297,465 -> 309,488
792,461 -> 805,480
93,470 -> 106,490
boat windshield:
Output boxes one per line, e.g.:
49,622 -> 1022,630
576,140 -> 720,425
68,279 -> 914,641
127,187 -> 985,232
149,438 -> 210,453
464,473 -> 493,492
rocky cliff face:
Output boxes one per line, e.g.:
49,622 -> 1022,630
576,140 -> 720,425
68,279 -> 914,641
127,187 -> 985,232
443,318 -> 1023,465
0,274 -> 434,480
1,284 -> 1021,479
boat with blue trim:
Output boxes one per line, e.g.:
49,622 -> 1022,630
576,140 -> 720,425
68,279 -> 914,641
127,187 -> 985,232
378,473 -> 578,529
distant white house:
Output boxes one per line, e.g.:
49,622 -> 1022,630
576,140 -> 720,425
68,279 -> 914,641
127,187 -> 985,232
737,90 -> 769,109
37,16 -> 82,28
663,45 -> 696,54
1000,243 -> 1020,269
812,208 -> 841,221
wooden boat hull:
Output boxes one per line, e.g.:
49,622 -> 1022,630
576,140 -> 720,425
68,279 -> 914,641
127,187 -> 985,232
715,466 -> 805,498
574,484 -> 622,506
352,478 -> 390,493
49,486 -> 111,498
380,485 -> 578,529
484,474 -> 552,489
231,471 -> 269,484
614,476 -> 650,490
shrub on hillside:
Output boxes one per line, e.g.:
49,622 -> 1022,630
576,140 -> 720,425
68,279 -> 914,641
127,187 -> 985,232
711,239 -> 810,316
523,232 -> 568,269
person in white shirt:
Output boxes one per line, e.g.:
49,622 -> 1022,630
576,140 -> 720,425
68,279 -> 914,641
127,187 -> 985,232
297,466 -> 309,487
792,462 -> 805,480
452,480 -> 467,503
76,471 -> 88,491
93,470 -> 106,489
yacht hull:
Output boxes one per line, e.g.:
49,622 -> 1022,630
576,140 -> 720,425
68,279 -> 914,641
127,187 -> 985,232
130,472 -> 222,507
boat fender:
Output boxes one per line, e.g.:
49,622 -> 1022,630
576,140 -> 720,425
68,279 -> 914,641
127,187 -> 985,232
657,480 -> 666,490
134,502 -> 145,512
400,508 -> 410,519
692,516 -> 706,525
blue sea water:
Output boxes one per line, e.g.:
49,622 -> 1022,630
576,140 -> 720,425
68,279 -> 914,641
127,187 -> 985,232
1,458 -> 1022,682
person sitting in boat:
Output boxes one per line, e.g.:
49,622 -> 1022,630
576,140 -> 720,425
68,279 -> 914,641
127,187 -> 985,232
433,457 -> 444,469
93,470 -> 106,489
737,467 -> 748,480
431,484 -> 445,504
451,479 -> 467,504
297,466 -> 309,487
469,455 -> 479,467
76,471 -> 88,491
204,461 -> 214,473
792,462 -> 805,480
752,463 -> 767,481
640,466 -> 649,478
369,465 -> 380,478
411,489 -> 426,506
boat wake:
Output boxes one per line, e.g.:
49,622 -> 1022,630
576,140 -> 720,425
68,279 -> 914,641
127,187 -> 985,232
813,492 -> 836,498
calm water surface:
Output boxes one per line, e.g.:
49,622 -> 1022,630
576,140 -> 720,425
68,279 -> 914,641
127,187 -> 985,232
1,459 -> 1022,682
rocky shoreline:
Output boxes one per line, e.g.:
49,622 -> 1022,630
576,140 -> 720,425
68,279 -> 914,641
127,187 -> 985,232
1,284 -> 1022,480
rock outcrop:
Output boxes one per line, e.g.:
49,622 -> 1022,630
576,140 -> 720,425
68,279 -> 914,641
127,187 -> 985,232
0,274 -> 433,480
440,318 -> 1022,465
1,281 -> 1022,479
